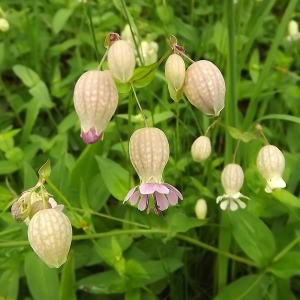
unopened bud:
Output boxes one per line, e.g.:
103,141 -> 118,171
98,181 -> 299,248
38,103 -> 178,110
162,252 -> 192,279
107,40 -> 136,83
165,54 -> 186,91
28,209 -> 72,268
191,136 -> 211,162
73,70 -> 118,144
195,199 -> 207,219
0,18 -> 9,32
184,60 -> 225,116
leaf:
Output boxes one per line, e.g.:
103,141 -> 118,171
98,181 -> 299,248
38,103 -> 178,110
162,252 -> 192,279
29,81 -> 53,108
130,63 -> 156,88
156,5 -> 174,24
229,210 -> 276,267
96,156 -> 134,201
272,189 -> 300,208
214,274 -> 271,300
269,251 -> 300,278
0,160 -> 18,175
25,251 -> 60,300
12,64 -> 40,87
0,129 -> 21,142
241,132 -> 256,143
52,8 -> 73,35
124,259 -> 148,279
59,252 -> 76,300
228,126 -> 242,139
115,81 -> 131,93
146,111 -> 175,126
258,114 -> 300,125
213,22 -> 228,56
0,267 -> 19,300
125,289 -> 141,300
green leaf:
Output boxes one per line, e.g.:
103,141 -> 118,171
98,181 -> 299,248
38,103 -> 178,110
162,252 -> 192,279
0,160 -> 18,175
146,111 -> 175,126
96,156 -> 134,201
269,251 -> 300,278
0,267 -> 19,300
115,81 -> 131,93
130,63 -> 156,88
0,129 -> 21,142
272,189 -> 300,208
29,81 -> 53,108
38,160 -> 51,179
5,147 -> 24,163
214,274 -> 271,300
229,210 -> 276,267
258,114 -> 300,125
12,64 -> 40,87
125,289 -> 141,300
25,251 -> 60,300
52,8 -> 73,35
228,126 -> 242,139
156,5 -> 174,24
124,260 -> 148,279
241,132 -> 256,143
59,252 -> 76,300
213,22 -> 228,56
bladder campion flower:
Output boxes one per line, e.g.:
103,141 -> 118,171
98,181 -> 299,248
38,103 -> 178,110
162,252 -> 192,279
123,127 -> 183,215
184,60 -> 225,116
73,70 -> 118,144
286,20 -> 300,42
107,39 -> 136,82
191,136 -> 212,162
28,205 -> 72,268
216,164 -> 249,211
256,145 -> 286,193
195,199 -> 207,219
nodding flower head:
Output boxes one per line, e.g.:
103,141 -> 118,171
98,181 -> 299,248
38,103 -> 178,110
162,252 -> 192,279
183,60 -> 225,116
73,70 -> 118,144
191,136 -> 212,162
256,145 -> 286,193
216,164 -> 249,211
124,127 -> 183,216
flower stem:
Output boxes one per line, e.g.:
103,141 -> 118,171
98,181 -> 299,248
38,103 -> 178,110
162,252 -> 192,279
232,139 -> 242,163
205,119 -> 220,136
131,84 -> 148,127
97,49 -> 108,70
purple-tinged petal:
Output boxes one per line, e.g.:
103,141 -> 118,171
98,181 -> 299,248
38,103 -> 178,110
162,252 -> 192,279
153,184 -> 169,194
129,191 -> 140,206
164,183 -> 183,200
166,190 -> 178,206
124,186 -> 138,203
139,183 -> 155,194
155,192 -> 169,211
81,127 -> 103,144
138,195 -> 148,211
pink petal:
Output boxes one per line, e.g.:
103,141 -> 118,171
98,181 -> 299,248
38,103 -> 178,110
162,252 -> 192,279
164,183 -> 183,200
124,186 -> 138,203
129,191 -> 140,206
138,195 -> 148,211
153,184 -> 169,194
166,190 -> 178,206
139,183 -> 155,194
81,127 -> 103,144
155,192 -> 169,211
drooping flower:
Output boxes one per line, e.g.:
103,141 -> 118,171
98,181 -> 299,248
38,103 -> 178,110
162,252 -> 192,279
256,145 -> 286,193
73,70 -> 118,144
28,206 -> 72,268
195,199 -> 207,219
183,60 -> 225,116
0,18 -> 9,32
191,136 -> 212,162
216,164 -> 249,211
107,39 -> 136,82
123,127 -> 183,215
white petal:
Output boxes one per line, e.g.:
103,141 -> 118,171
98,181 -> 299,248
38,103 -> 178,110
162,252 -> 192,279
220,200 -> 229,210
216,194 -> 227,204
234,199 -> 247,209
229,200 -> 239,211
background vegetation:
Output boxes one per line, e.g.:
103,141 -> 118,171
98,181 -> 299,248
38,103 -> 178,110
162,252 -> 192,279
0,0 -> 300,299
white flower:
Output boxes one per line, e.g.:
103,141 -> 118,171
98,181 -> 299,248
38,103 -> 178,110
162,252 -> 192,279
256,145 -> 286,193
287,20 -> 300,42
216,164 -> 249,211
195,199 -> 207,219
191,136 -> 212,162
0,18 -> 9,32
28,208 -> 72,268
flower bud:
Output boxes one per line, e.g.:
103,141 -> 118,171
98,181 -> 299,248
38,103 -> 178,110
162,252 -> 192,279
256,145 -> 286,193
0,18 -> 9,32
28,209 -> 72,268
167,84 -> 183,102
288,20 -> 299,36
165,54 -> 186,91
129,127 -> 169,183
195,199 -> 207,219
183,60 -> 225,116
191,136 -> 211,162
73,70 -> 118,144
107,40 -> 136,82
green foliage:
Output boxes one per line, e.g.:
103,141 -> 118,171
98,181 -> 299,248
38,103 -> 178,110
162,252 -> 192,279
0,0 -> 300,299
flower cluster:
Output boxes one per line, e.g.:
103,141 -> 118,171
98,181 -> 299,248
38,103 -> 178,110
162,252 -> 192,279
11,162 -> 72,268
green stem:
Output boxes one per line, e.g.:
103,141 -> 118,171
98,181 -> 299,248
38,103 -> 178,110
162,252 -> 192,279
130,84 -> 148,127
272,235 -> 300,263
